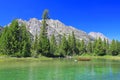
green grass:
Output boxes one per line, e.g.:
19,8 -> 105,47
0,54 -> 120,62
73,55 -> 120,61
0,55 -> 53,62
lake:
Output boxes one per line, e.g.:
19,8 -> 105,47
0,58 -> 120,80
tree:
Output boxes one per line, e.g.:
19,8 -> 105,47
38,9 -> 50,57
109,40 -> 118,56
94,38 -> 106,56
76,40 -> 81,55
116,40 -> 120,55
50,34 -> 57,56
56,34 -> 68,57
0,26 -> 3,38
79,40 -> 86,55
20,24 -> 31,57
86,41 -> 93,54
0,26 -> 10,54
105,39 -> 110,55
70,32 -> 77,55
0,20 -> 20,55
42,9 -> 50,19
0,20 -> 31,57
67,32 -> 77,56
32,32 -> 39,56
102,38 -> 109,55
67,34 -> 72,55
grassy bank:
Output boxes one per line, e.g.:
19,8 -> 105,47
73,55 -> 120,61
0,54 -> 120,62
0,55 -> 53,62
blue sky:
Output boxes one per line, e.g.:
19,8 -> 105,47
0,0 -> 120,40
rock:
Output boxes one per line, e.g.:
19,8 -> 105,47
18,18 -> 93,42
88,32 -> 109,41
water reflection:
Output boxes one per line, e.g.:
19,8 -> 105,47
0,59 -> 120,80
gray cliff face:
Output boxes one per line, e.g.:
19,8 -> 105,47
88,32 -> 109,41
18,18 -> 92,42
46,19 -> 92,41
17,18 -> 109,42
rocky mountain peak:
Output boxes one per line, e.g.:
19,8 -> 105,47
88,32 -> 109,41
17,18 -> 110,42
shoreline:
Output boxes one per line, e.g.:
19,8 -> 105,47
73,55 -> 120,61
0,55 -> 120,61
0,56 -> 53,62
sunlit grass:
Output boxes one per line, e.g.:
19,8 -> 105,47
74,55 -> 120,61
0,55 -> 53,62
0,53 -> 120,62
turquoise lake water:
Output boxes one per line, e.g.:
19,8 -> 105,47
0,59 -> 120,80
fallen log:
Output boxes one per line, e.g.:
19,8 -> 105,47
77,57 -> 91,61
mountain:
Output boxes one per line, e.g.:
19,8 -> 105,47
89,32 -> 109,41
17,18 -> 93,42
13,18 -> 109,42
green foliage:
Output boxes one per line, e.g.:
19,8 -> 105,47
86,41 -> 93,54
21,24 -> 31,57
0,20 -> 31,57
79,40 -> 86,55
109,40 -> 119,56
33,34 -> 38,51
0,27 -> 10,54
0,20 -> 20,55
59,34 -> 68,56
67,32 -> 77,56
71,32 -> 77,55
37,9 -> 50,57
116,40 -> 120,55
0,26 -> 3,37
31,33 -> 39,57
94,38 -> 106,56
67,34 -> 72,55
42,9 -> 49,20
50,34 -> 57,56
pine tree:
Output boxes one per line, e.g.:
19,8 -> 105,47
34,34 -> 38,50
20,24 -> 31,57
67,34 -> 72,55
86,41 -> 93,54
38,9 -> 50,57
0,26 -> 10,54
105,39 -> 110,55
109,40 -> 118,56
76,40 -> 81,55
102,38 -> 108,55
0,20 -> 20,55
50,34 -> 56,56
94,38 -> 105,56
116,40 -> 120,55
71,32 -> 77,55
0,27 -> 2,38
0,20 -> 31,57
55,41 -> 61,57
58,34 -> 68,57
79,40 -> 86,55
32,33 -> 39,56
